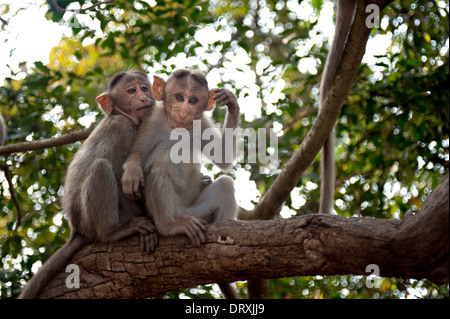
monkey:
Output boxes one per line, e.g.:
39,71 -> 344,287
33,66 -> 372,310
19,70 -> 158,299
122,69 -> 239,245
0,113 -> 6,145
121,69 -> 240,298
318,0 -> 357,214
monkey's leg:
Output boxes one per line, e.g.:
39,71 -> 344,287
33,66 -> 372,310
188,175 -> 238,222
81,158 -> 155,243
188,175 -> 240,299
145,164 -> 207,247
144,164 -> 185,223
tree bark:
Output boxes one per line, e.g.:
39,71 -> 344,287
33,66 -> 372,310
242,0 -> 395,297
0,123 -> 96,155
36,174 -> 448,299
250,0 -> 394,221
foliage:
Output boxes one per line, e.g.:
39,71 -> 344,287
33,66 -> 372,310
0,0 -> 448,299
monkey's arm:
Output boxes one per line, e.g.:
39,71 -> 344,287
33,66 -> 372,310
202,88 -> 240,171
212,88 -> 240,128
122,117 -> 155,201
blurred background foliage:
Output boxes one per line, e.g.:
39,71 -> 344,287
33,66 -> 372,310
0,0 -> 448,299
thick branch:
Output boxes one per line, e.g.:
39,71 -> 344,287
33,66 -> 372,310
242,0 -> 394,297
249,0 -> 393,220
36,174 -> 448,299
0,123 -> 96,155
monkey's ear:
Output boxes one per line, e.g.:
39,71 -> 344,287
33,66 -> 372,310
96,93 -> 114,115
152,76 -> 165,101
206,90 -> 216,111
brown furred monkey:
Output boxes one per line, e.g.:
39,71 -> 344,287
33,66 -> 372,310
19,71 -> 158,299
122,69 -> 239,298
319,0 -> 357,214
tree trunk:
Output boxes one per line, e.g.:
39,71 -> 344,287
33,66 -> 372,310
36,175 -> 448,299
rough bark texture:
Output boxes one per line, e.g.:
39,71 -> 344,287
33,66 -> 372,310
35,175 -> 448,299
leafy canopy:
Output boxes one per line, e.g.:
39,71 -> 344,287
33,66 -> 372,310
0,0 -> 448,299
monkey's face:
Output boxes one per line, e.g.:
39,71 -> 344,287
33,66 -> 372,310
110,76 -> 155,122
165,88 -> 208,130
123,80 -> 155,120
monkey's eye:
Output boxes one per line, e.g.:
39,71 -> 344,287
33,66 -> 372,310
140,85 -> 149,92
175,94 -> 184,102
127,88 -> 136,94
189,97 -> 199,104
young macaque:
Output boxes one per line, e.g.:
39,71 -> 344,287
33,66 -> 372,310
19,70 -> 157,299
122,69 -> 240,247
122,69 -> 240,299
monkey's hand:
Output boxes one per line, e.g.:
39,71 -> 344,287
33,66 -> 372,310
178,214 -> 208,247
200,173 -> 212,191
122,163 -> 145,201
140,224 -> 158,254
128,217 -> 158,253
212,88 -> 240,114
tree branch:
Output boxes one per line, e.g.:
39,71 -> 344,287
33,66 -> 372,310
0,16 -> 8,26
18,197 -> 62,228
50,0 -> 115,13
35,174 -> 448,299
247,0 -> 394,221
0,163 -> 23,226
0,123 -> 96,155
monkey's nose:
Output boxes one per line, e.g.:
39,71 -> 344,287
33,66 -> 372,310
180,111 -> 189,119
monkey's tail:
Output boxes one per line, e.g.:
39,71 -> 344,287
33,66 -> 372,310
18,233 -> 88,299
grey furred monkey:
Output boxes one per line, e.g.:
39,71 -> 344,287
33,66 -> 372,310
122,70 -> 240,247
19,71 -> 157,299
122,69 -> 240,298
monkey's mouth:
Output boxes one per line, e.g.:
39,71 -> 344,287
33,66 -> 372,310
137,105 -> 152,111
172,119 -> 193,130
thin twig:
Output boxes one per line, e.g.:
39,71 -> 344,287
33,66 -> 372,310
0,163 -> 23,225
18,197 -> 62,229
0,16 -> 8,26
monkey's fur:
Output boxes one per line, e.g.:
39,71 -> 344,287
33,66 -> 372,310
122,69 -> 240,298
19,71 -> 157,299
319,0 -> 357,214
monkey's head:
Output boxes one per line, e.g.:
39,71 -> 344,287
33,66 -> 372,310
152,69 -> 216,130
96,71 -> 155,125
